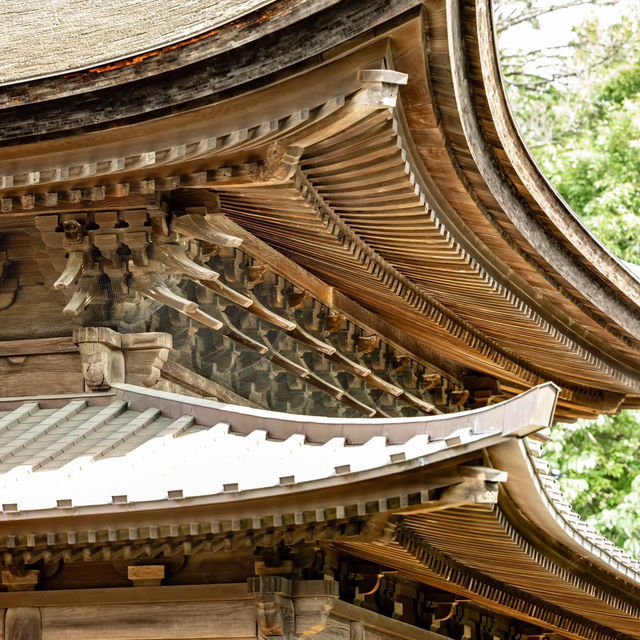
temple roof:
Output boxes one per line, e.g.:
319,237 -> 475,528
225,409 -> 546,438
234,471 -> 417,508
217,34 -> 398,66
0,383 -> 554,514
1,0 -> 640,420
1,383 -> 640,640
0,0 -> 271,85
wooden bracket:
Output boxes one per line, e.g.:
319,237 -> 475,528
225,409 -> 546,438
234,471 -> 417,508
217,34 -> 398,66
73,327 -> 125,391
2,570 -> 40,592
248,577 -> 339,639
74,327 -> 171,390
127,565 -> 165,587
438,466 -> 507,506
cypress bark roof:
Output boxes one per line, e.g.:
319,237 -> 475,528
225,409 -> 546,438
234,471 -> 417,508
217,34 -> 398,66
0,0 -> 271,85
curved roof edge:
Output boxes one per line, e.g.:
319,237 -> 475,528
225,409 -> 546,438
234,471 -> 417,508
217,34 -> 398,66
490,437 -> 640,584
0,381 -> 638,635
0,382 -> 557,519
112,381 -> 559,444
1,379 -> 636,589
472,0 -> 640,321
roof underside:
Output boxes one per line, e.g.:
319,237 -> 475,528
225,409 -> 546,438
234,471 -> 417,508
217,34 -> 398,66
2,4 -> 640,638
0,0 -> 639,421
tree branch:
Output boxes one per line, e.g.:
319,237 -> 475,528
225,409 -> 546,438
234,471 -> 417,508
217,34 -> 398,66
496,0 -> 615,33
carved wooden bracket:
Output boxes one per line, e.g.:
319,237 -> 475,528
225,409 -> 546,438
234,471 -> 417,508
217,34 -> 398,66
121,332 -> 172,387
2,570 -> 40,592
73,327 -> 171,390
73,327 -> 125,390
33,205 -> 242,331
247,577 -> 339,640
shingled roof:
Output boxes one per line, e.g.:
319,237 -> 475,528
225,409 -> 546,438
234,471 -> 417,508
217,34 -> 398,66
0,0 -> 271,84
0,383 -> 555,514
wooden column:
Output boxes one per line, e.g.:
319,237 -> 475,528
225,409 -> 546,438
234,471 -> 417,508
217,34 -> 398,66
5,608 -> 41,640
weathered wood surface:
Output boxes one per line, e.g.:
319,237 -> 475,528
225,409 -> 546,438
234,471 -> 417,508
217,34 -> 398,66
446,0 -> 640,344
0,0 -> 638,420
0,354 -> 83,397
332,602 -> 448,640
0,0 -> 272,85
0,596 -> 455,640
474,0 -> 640,312
0,0 -> 419,142
158,359 -> 264,407
5,608 -> 39,640
40,600 -> 255,640
0,584 -> 251,609
0,338 -> 76,357
0,598 -> 457,640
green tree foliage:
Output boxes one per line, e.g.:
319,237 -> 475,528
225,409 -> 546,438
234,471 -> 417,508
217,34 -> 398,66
497,1 -> 640,555
543,412 -> 640,556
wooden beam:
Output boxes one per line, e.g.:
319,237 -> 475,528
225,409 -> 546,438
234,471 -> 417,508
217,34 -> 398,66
0,195 -> 152,221
40,600 -> 255,640
332,600 -> 449,640
127,566 -> 165,587
2,571 -> 39,592
207,215 -> 462,383
0,337 -> 77,357
0,584 -> 250,608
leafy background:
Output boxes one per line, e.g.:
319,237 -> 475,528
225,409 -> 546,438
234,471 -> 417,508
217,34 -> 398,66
496,0 -> 640,556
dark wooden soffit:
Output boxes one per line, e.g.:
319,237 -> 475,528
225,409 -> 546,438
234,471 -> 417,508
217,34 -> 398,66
0,1 -> 639,410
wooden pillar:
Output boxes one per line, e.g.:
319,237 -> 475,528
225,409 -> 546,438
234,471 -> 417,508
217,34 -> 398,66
5,608 -> 41,640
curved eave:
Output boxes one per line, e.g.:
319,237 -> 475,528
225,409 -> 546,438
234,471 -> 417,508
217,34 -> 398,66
489,438 -> 640,581
1,0 -> 640,414
0,382 -> 556,522
449,0 -> 640,342
338,432 -> 640,640
0,386 -> 639,639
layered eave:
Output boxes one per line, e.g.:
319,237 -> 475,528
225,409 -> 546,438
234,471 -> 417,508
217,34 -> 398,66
0,384 -> 639,640
0,0 -> 639,420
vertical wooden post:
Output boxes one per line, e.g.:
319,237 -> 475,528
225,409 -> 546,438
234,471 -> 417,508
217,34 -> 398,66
5,608 -> 41,640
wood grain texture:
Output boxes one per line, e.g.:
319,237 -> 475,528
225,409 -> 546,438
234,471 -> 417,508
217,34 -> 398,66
5,608 -> 40,640
0,354 -> 83,397
41,601 -> 255,640
0,584 -> 251,609
0,0 -> 639,422
0,0 -> 272,84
